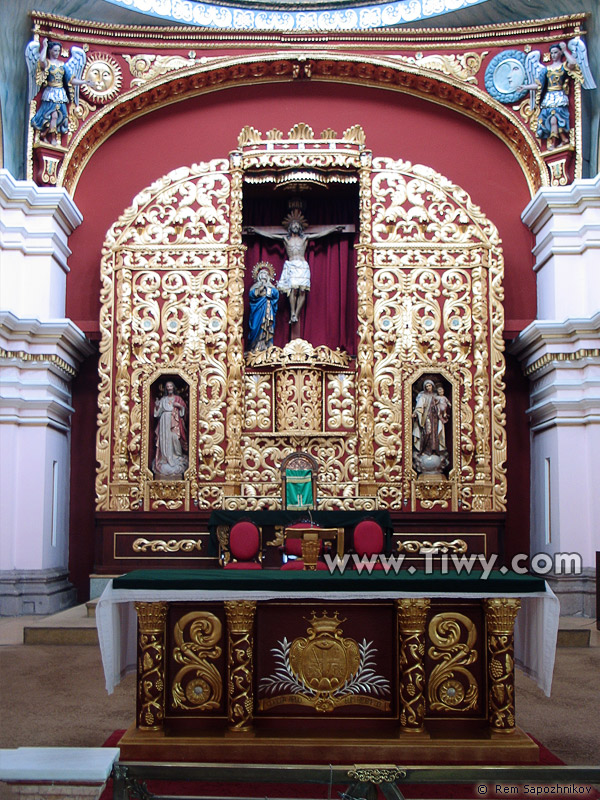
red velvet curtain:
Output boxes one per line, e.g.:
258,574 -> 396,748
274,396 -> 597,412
243,190 -> 358,355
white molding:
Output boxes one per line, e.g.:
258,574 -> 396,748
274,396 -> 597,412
0,169 -> 82,232
521,174 -> 600,232
0,310 -> 95,365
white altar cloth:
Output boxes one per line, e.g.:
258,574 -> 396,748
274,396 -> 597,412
96,581 -> 559,696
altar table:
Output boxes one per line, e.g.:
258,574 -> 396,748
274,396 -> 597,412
96,569 -> 559,764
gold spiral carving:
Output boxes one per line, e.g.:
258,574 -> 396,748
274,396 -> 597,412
172,611 -> 222,711
427,612 -> 478,713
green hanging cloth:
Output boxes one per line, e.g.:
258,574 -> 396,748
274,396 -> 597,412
285,469 -> 313,510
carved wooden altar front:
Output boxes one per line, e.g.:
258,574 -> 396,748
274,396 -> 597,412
96,125 -> 506,527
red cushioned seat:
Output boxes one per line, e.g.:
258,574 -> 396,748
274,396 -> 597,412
352,519 -> 385,569
224,520 -> 262,569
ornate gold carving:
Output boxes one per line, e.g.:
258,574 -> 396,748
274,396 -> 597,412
348,766 -> 407,783
60,51 -> 546,195
82,53 -> 122,102
66,98 -> 96,146
396,598 -> 430,733
327,373 -> 356,432
245,338 -> 351,369
403,51 -> 488,83
259,611 -> 390,713
96,160 -> 230,511
123,53 -> 201,86
414,479 -> 453,509
288,122 -> 315,140
368,158 -> 505,511
485,598 -> 521,734
225,600 -> 256,732
135,602 -> 167,730
427,613 -> 478,713
275,368 -> 322,433
132,537 -> 202,553
244,373 -> 272,431
397,538 -> 468,554
172,611 -> 222,711
148,482 -> 186,501
94,130 -> 505,513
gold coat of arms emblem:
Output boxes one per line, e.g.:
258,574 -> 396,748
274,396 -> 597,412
259,611 -> 390,713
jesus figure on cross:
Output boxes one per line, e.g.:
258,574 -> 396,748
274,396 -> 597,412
244,210 -> 347,325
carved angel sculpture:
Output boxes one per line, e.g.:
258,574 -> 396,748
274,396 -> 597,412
522,39 -> 596,150
25,38 -> 90,146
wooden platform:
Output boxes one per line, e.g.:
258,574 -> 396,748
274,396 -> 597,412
118,723 -> 540,764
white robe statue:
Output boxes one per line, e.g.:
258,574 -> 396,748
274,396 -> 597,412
152,381 -> 188,477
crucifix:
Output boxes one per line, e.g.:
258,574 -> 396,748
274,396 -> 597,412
244,209 -> 355,338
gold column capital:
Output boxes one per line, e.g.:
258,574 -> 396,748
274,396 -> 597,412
484,597 -> 521,634
224,599 -> 257,633
134,601 -> 168,632
396,597 -> 431,632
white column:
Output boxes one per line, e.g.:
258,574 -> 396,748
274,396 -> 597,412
511,176 -> 600,617
0,170 -> 94,615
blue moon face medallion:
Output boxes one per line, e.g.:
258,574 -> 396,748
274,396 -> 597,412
484,50 -> 528,104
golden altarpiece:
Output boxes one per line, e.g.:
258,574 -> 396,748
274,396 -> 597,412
96,124 -> 506,524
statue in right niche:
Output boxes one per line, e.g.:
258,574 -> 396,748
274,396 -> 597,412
412,378 -> 451,476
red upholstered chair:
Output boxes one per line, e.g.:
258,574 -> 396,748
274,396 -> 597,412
224,520 -> 262,569
352,519 -> 385,569
281,522 -> 328,571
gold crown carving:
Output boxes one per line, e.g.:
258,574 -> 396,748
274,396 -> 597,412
252,261 -> 275,280
306,610 -> 346,634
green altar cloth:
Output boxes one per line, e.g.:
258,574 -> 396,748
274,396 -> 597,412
113,568 -> 546,594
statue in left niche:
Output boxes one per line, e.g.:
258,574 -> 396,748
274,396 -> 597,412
248,261 -> 279,352
153,380 -> 189,479
25,38 -> 94,147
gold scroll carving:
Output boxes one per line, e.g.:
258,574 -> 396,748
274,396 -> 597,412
427,612 -> 478,712
224,600 -> 256,733
96,160 -> 232,512
396,598 -> 430,733
485,598 -> 521,734
172,611 -> 222,711
135,601 -> 168,730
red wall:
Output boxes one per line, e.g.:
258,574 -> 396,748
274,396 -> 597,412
68,79 -> 536,596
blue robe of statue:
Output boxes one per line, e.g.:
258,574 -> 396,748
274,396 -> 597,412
248,283 -> 279,352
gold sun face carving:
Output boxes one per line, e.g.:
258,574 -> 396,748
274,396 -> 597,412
83,53 -> 122,103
